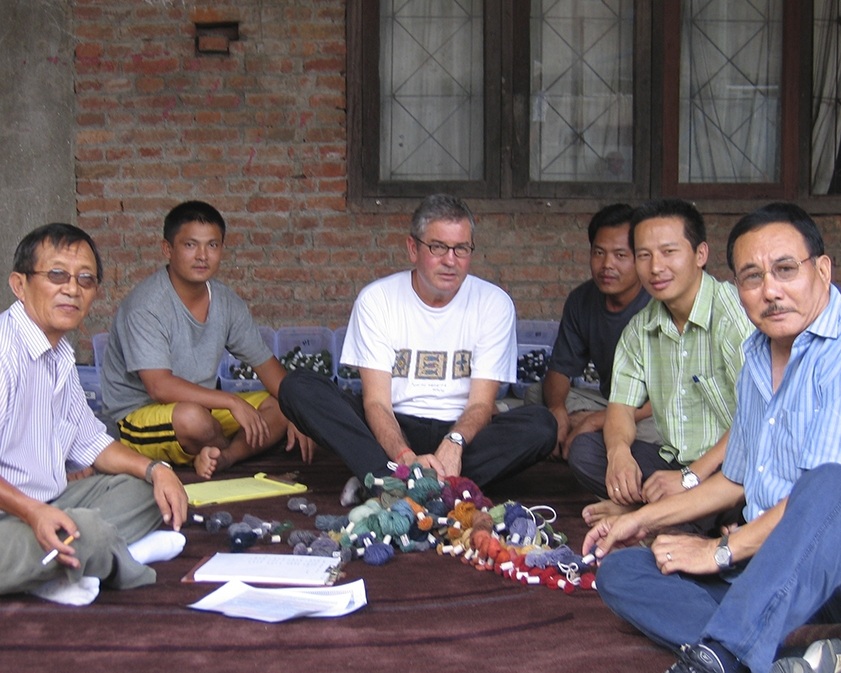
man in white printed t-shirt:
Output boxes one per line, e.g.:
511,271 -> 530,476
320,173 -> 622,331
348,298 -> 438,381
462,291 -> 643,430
279,194 -> 557,498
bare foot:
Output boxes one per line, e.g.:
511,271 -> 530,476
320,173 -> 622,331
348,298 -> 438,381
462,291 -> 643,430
582,499 -> 638,527
195,446 -> 222,480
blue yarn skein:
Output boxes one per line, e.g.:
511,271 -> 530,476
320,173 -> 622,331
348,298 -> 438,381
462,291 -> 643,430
228,522 -> 258,552
507,517 -> 537,546
362,541 -> 394,566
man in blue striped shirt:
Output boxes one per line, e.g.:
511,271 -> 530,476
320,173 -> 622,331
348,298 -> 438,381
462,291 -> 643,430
585,203 -> 841,673
0,223 -> 187,604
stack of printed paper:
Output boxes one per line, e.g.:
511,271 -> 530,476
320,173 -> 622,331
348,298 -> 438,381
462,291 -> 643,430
188,578 -> 367,623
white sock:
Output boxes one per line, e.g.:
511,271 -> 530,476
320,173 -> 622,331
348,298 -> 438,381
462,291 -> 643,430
128,530 -> 186,565
31,576 -> 101,606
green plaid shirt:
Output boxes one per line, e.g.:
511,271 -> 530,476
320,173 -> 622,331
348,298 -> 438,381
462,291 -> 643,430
610,272 -> 754,464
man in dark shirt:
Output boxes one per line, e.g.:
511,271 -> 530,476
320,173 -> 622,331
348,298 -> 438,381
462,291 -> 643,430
535,204 -> 655,459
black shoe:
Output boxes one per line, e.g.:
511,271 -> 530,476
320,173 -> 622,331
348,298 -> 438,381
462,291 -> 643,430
772,639 -> 841,673
666,644 -> 727,673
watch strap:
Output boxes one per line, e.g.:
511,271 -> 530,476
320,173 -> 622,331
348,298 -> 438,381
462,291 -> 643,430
145,460 -> 171,484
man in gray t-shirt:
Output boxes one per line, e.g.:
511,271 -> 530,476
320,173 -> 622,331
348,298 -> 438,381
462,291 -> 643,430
102,201 -> 313,479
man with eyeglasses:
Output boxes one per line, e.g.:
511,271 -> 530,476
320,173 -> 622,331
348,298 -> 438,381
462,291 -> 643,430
279,193 -> 557,500
0,223 -> 187,605
585,203 -> 841,673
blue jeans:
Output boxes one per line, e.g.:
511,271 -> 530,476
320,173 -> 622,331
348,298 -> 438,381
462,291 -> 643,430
597,463 -> 841,673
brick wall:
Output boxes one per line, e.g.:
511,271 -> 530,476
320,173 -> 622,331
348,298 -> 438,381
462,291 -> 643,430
70,0 -> 841,363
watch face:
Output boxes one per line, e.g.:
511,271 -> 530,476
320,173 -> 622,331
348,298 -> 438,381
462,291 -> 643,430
682,473 -> 699,488
447,432 -> 464,445
714,546 -> 731,568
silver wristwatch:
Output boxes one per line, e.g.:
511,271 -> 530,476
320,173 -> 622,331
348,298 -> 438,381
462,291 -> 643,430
680,466 -> 700,489
145,459 -> 172,484
714,534 -> 734,570
445,431 -> 465,447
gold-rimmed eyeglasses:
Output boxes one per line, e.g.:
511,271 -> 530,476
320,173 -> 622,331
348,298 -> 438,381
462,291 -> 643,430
29,269 -> 99,290
734,256 -> 814,290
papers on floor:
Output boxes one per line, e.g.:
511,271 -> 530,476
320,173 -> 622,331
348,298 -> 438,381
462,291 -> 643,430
190,552 -> 343,586
187,578 -> 367,623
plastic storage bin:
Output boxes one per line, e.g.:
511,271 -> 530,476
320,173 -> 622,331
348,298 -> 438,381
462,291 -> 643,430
77,365 -> 103,413
332,325 -> 362,394
276,326 -> 334,378
217,326 -> 276,393
516,319 -> 559,349
92,332 -> 109,371
511,343 -> 553,399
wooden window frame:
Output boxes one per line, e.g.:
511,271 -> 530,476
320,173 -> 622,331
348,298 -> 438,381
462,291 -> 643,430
348,0 -> 841,214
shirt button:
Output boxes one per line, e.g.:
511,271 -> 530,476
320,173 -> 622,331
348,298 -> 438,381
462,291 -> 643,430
682,351 -> 688,357
758,465 -> 765,472
681,389 -> 686,395
769,418 -> 775,426
682,415 -> 688,421
757,509 -> 765,517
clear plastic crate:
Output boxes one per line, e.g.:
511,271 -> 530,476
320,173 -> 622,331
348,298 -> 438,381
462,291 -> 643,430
516,319 -> 559,349
511,343 -> 552,399
217,326 -> 276,393
92,332 -> 109,372
77,365 -> 103,413
332,325 -> 362,394
276,326 -> 334,378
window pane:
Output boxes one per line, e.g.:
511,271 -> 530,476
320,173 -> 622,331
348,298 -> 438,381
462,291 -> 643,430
812,0 -> 841,194
679,0 -> 782,184
529,0 -> 634,183
379,0 -> 484,182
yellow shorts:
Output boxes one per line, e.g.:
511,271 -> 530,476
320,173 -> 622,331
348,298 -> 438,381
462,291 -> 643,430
117,391 -> 271,465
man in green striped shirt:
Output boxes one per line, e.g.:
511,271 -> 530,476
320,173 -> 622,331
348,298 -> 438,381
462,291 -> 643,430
569,199 -> 754,525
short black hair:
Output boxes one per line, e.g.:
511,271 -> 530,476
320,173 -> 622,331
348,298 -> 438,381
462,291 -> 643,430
630,198 -> 706,251
13,223 -> 103,284
163,200 -> 226,244
587,203 -> 634,246
726,202 -> 825,272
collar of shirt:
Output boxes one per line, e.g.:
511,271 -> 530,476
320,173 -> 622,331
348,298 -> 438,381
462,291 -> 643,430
9,301 -> 76,370
641,271 -> 716,338
743,283 -> 841,361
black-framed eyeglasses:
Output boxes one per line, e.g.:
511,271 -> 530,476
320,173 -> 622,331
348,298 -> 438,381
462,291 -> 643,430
412,235 -> 474,259
29,269 -> 99,290
734,256 -> 814,290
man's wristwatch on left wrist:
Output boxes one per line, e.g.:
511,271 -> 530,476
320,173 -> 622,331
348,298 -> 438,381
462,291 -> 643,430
445,432 -> 465,447
145,460 -> 172,485
714,534 -> 734,570
680,466 -> 700,489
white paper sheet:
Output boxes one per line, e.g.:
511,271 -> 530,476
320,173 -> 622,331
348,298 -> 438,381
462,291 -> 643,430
187,578 -> 367,623
192,552 -> 342,586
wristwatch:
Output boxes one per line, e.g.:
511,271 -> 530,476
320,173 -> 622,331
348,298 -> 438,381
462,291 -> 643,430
714,534 -> 734,570
145,460 -> 172,484
445,432 -> 465,447
680,466 -> 700,489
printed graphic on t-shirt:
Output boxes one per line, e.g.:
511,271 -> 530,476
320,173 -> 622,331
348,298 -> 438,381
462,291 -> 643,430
416,351 -> 447,379
392,349 -> 411,378
453,350 -> 472,379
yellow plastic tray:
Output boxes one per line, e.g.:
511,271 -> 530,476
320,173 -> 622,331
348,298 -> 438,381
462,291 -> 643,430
184,472 -> 307,507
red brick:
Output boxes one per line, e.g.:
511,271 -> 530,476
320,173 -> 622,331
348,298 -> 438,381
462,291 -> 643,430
77,198 -> 123,214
